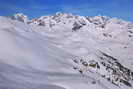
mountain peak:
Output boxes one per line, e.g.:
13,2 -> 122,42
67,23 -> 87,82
11,13 -> 29,23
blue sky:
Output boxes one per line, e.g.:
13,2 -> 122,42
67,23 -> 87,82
0,0 -> 133,21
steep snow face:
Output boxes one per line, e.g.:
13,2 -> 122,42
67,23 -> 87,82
0,13 -> 133,89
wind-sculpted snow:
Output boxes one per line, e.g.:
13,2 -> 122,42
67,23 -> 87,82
0,13 -> 133,89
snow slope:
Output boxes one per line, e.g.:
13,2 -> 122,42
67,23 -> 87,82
28,12 -> 133,71
0,16 -> 110,89
0,13 -> 133,89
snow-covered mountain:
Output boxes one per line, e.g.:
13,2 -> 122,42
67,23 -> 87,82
11,13 -> 29,23
0,13 -> 133,89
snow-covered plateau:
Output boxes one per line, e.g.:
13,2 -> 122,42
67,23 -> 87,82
0,12 -> 133,89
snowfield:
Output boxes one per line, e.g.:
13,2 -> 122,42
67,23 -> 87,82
0,13 -> 133,89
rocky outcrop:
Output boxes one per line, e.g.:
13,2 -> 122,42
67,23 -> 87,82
72,52 -> 133,87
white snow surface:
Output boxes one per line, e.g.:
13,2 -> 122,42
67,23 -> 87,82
0,13 -> 133,89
